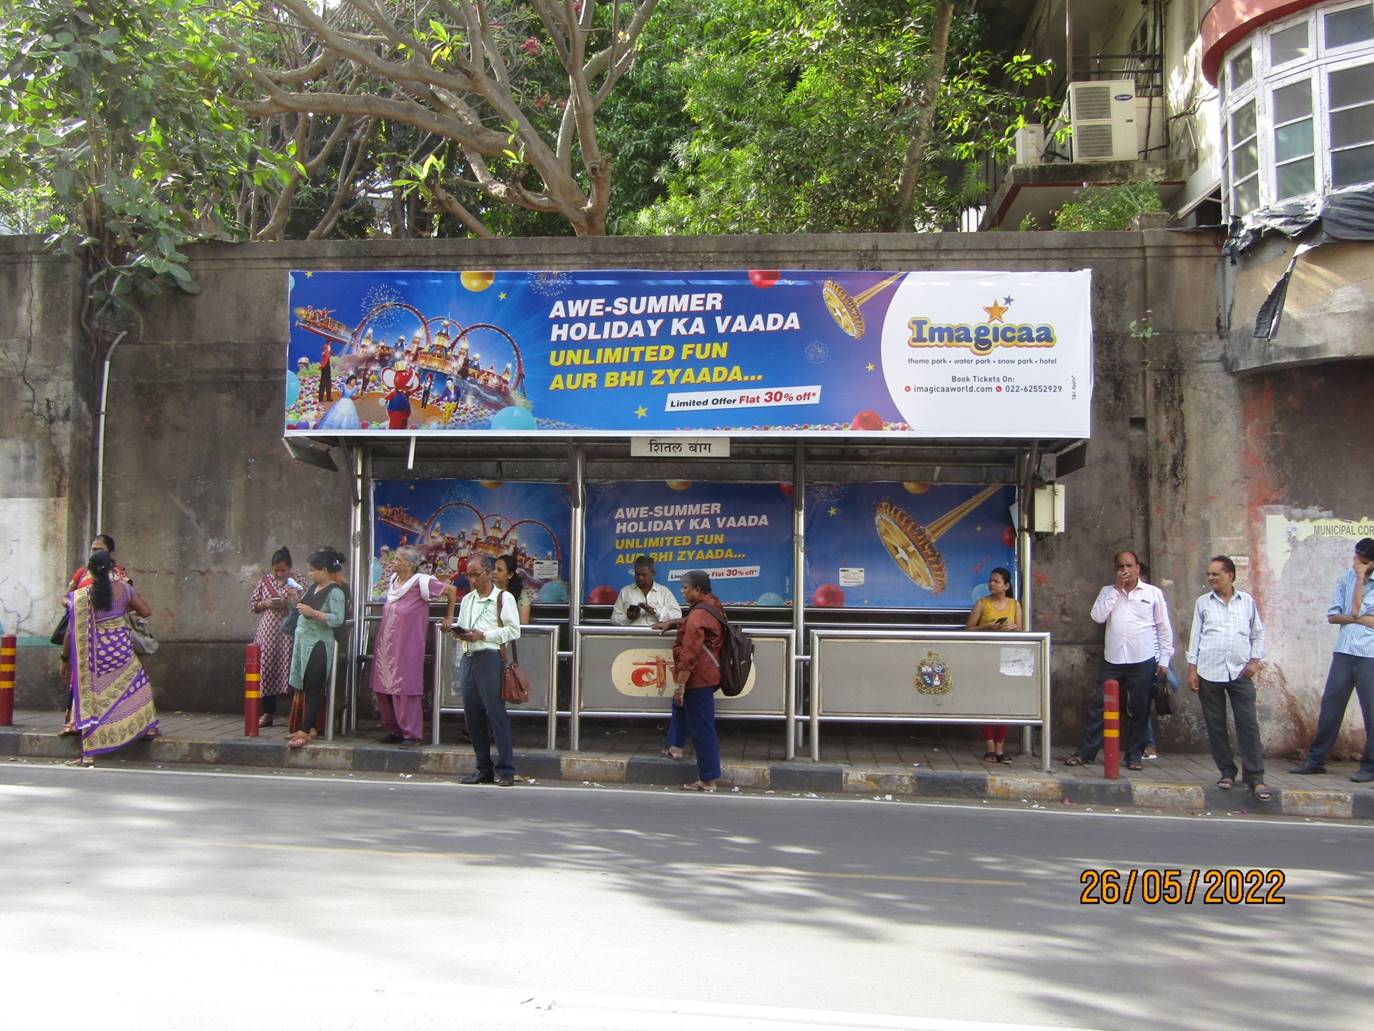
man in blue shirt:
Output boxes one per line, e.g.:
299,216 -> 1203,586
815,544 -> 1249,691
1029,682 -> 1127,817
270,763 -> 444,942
1291,538 -> 1374,782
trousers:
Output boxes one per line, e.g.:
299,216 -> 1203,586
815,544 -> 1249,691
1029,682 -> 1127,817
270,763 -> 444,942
1075,657 -> 1155,764
1304,653 -> 1374,774
459,650 -> 514,777
1197,675 -> 1264,783
683,687 -> 720,782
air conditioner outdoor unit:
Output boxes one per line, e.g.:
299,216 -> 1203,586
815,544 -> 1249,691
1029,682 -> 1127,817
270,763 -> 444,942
1014,123 -> 1045,165
1063,80 -> 1139,162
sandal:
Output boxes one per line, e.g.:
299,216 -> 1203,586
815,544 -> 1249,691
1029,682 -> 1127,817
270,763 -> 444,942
258,714 -> 275,728
680,781 -> 717,792
1062,755 -> 1086,767
1127,761 -> 1143,771
661,747 -> 685,760
1252,783 -> 1272,802
1216,776 -> 1234,790
287,731 -> 313,749
59,725 -> 79,737
997,754 -> 1013,764
982,751 -> 998,762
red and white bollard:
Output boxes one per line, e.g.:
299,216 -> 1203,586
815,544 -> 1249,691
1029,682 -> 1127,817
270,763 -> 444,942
1102,679 -> 1120,780
0,634 -> 15,726
244,643 -> 261,737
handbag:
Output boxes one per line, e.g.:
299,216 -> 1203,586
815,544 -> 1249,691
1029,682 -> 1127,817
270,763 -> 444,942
50,610 -> 70,647
279,608 -> 299,637
1152,668 -> 1173,717
497,590 -> 530,705
125,613 -> 159,656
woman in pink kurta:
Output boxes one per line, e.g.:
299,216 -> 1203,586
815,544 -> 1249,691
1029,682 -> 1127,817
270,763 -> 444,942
369,547 -> 456,746
249,547 -> 297,727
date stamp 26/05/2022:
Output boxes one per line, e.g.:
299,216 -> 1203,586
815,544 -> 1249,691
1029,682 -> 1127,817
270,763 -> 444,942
1079,868 -> 1286,905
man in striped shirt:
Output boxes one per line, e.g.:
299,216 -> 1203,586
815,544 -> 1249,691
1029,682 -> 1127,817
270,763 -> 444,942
1186,556 -> 1268,800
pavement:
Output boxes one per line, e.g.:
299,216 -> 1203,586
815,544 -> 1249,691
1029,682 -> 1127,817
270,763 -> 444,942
5,707 -> 1372,819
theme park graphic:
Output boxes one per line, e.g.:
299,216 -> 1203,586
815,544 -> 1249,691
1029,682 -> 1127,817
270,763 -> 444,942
804,482 -> 1017,609
285,269 -> 1093,438
370,480 -> 570,603
583,481 -> 794,606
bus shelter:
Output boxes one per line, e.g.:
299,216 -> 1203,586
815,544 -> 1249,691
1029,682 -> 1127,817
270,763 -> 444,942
282,267 -> 1093,771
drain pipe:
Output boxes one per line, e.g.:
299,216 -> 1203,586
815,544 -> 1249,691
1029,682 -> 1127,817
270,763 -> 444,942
94,331 -> 128,535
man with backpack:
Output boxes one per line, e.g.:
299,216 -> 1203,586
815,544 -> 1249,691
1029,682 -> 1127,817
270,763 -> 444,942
657,569 -> 726,792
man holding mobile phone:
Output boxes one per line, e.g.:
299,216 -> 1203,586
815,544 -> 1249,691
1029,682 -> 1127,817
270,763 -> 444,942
449,555 -> 521,786
611,556 -> 682,627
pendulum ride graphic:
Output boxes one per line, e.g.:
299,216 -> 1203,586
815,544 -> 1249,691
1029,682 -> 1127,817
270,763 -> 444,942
874,484 -> 1002,594
822,273 -> 902,339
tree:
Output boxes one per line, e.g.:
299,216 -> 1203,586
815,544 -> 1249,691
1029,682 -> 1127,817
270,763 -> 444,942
0,0 -> 279,350
243,1 -> 662,237
628,0 -> 1053,234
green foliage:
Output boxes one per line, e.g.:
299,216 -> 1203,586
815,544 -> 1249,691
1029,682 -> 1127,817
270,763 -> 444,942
626,0 -> 1053,234
0,0 -> 278,339
1052,181 -> 1165,232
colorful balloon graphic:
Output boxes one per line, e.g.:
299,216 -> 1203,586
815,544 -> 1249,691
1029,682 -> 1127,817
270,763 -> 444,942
850,411 -> 884,431
461,270 -> 495,292
490,405 -> 536,431
748,269 -> 780,288
285,370 -> 301,409
812,583 -> 845,607
757,591 -> 786,607
587,585 -> 618,605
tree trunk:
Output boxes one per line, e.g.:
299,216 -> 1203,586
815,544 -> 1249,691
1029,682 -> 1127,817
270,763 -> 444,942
886,1 -> 955,231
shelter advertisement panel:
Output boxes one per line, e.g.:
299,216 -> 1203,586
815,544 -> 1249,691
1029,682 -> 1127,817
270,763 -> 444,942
370,480 -> 570,604
804,482 -> 1017,609
583,481 -> 794,606
285,268 -> 1092,438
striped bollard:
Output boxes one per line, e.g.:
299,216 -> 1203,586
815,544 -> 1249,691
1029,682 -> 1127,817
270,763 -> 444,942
1102,679 -> 1120,780
0,634 -> 15,726
244,643 -> 261,737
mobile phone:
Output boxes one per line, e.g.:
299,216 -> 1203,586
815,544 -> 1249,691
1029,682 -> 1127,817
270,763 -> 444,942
286,577 -> 303,592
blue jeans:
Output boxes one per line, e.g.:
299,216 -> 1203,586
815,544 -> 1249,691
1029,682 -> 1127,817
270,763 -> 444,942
459,650 -> 514,778
1304,653 -> 1374,774
683,687 -> 721,782
1075,658 -> 1155,764
666,700 -> 687,749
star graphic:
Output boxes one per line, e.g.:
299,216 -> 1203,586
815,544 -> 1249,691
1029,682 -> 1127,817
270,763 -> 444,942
828,505 -> 839,517
498,292 -> 507,300
866,362 -> 875,372
304,271 -> 314,278
1003,295 -> 1014,306
983,299 -> 1009,323
634,405 -> 647,418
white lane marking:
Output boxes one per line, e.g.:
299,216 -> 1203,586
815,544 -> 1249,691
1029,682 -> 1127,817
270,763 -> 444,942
4,760 -> 1374,833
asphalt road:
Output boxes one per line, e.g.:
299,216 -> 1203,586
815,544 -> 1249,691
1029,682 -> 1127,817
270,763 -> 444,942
2,763 -> 1371,1031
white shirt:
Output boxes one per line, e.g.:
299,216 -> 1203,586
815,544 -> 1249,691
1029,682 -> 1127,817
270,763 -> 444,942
1090,581 -> 1174,667
455,585 -> 521,654
1186,588 -> 1265,681
611,581 -> 682,626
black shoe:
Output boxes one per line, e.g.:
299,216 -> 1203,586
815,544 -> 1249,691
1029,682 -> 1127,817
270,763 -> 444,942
460,771 -> 494,784
495,774 -> 515,787
398,737 -> 422,748
1288,764 -> 1327,775
378,732 -> 403,744
1350,771 -> 1374,783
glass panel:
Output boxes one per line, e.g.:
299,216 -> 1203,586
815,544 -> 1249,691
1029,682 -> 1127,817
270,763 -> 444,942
1332,143 -> 1374,187
1331,102 -> 1374,147
1229,48 -> 1253,88
1276,159 -> 1315,199
1326,6 -> 1374,49
1330,63 -> 1374,109
1273,79 -> 1313,122
1230,100 -> 1257,141
1270,22 -> 1310,66
1231,137 -> 1259,179
1233,175 -> 1260,213
1275,119 -> 1314,161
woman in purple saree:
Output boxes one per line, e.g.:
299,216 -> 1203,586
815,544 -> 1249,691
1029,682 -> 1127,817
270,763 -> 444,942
68,550 -> 158,761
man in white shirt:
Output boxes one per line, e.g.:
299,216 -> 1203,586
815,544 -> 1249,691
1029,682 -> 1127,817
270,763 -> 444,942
1186,556 -> 1268,799
1065,550 -> 1173,771
611,556 -> 682,627
448,555 -> 522,786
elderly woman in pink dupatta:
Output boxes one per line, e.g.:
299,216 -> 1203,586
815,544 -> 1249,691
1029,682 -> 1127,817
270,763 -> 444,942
68,550 -> 158,763
369,546 -> 455,746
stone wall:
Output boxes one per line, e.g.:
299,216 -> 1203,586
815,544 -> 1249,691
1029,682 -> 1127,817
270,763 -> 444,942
24,228 -> 1355,756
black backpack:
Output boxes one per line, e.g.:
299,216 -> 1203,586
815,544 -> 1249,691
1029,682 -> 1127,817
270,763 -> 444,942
693,603 -> 754,697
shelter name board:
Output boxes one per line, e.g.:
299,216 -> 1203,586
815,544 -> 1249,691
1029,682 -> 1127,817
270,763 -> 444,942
286,268 -> 1093,438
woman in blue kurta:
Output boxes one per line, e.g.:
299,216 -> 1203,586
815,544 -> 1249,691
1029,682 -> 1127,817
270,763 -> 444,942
285,550 -> 346,748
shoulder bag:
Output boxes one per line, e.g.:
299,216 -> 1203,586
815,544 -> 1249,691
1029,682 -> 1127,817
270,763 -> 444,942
497,590 -> 531,705
125,612 -> 159,656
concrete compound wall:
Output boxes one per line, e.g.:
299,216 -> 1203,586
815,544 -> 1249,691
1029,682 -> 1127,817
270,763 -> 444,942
4,228 -> 1368,758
